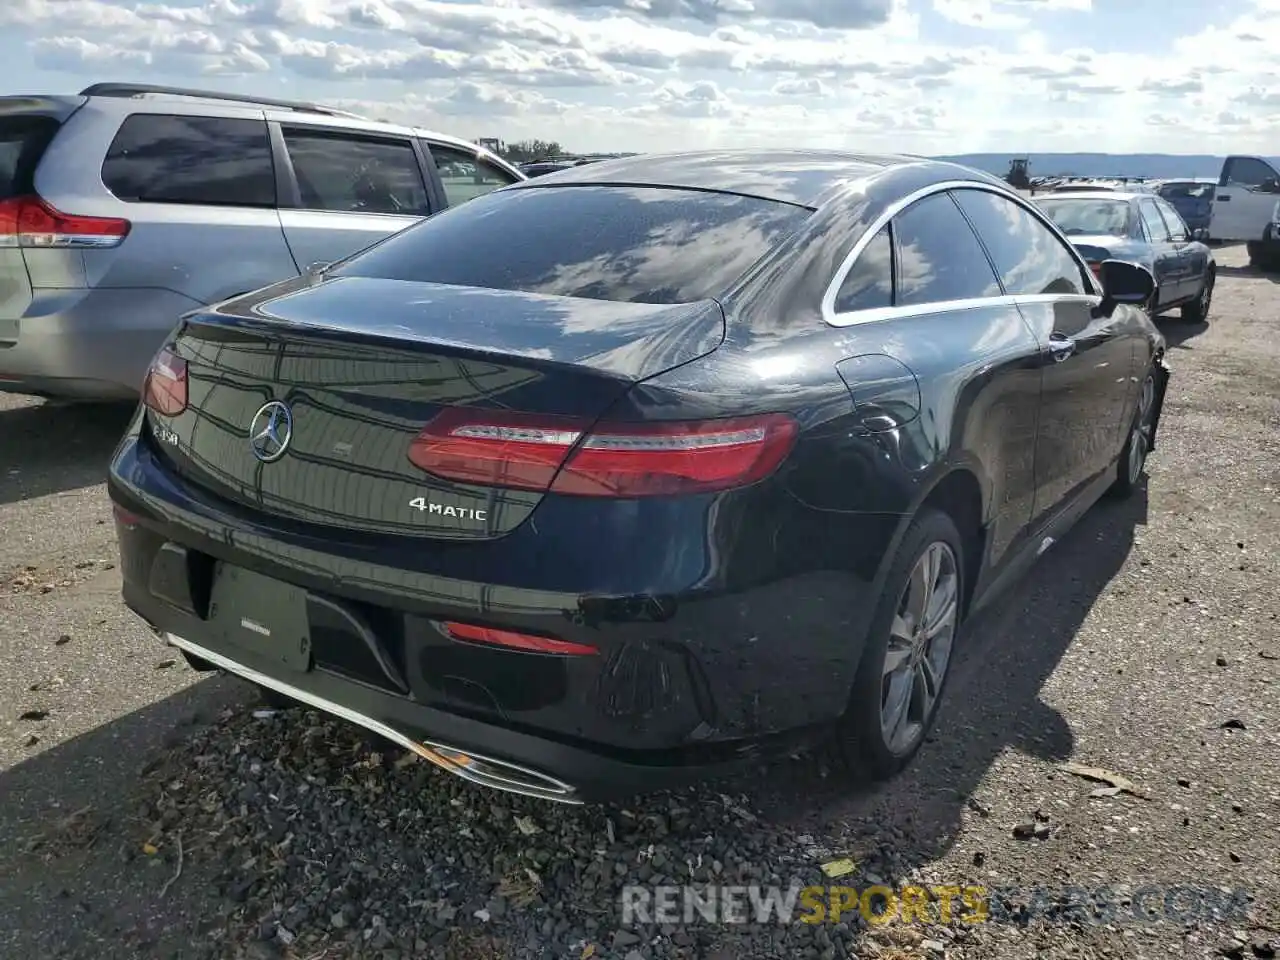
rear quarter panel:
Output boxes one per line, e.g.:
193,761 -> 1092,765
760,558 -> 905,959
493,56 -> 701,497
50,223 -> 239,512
615,162 -> 1060,613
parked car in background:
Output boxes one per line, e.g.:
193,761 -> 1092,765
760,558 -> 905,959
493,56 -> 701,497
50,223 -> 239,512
0,83 -> 525,401
1154,178 -> 1215,234
109,150 -> 1168,803
1042,178 -> 1156,195
519,156 -> 604,177
519,154 -> 635,178
1206,154 -> 1280,252
1035,191 -> 1215,323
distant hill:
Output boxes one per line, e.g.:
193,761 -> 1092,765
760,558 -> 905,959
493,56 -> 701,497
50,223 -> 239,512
935,154 -> 1239,180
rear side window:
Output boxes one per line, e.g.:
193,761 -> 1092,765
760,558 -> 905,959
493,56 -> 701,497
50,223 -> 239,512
101,115 -> 275,208
1137,199 -> 1169,242
953,189 -> 1087,296
334,185 -> 810,304
1,116 -> 59,199
282,128 -> 428,216
1154,198 -> 1189,238
427,143 -> 518,208
833,224 -> 893,313
892,193 -> 1002,307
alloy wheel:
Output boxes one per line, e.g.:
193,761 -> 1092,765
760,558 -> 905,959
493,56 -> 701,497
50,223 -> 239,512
880,541 -> 960,756
1127,374 -> 1157,485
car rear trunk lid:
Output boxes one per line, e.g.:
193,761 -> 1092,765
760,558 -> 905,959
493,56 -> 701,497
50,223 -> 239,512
151,274 -> 725,540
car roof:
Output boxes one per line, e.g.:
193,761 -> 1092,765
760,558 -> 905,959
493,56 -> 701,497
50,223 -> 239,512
73,84 -> 501,162
505,149 -> 944,208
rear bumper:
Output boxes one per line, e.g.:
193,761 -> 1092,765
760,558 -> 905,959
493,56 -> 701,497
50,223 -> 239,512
110,421 -> 896,802
118,533 -> 843,804
156,630 -> 722,803
0,286 -> 201,399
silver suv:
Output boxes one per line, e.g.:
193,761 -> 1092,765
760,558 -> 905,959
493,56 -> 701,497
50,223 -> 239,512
0,83 -> 525,400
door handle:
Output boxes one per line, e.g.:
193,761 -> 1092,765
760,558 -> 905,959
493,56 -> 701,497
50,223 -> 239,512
1047,334 -> 1075,362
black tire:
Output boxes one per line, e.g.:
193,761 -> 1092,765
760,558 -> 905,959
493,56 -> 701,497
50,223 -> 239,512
180,650 -> 218,672
835,508 -> 965,780
255,684 -> 297,710
1248,241 -> 1280,273
1181,269 -> 1214,323
1109,366 -> 1157,499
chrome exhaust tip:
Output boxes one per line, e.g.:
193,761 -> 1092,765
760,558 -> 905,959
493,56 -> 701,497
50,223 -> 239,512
414,741 -> 579,802
162,633 -> 582,804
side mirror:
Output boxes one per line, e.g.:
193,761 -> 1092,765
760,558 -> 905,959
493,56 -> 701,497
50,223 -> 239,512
1099,259 -> 1155,306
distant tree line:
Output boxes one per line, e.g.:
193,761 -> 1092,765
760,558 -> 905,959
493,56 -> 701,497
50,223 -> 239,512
498,139 -> 567,163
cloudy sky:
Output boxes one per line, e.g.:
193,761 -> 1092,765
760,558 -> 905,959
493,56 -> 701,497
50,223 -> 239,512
2,0 -> 1275,154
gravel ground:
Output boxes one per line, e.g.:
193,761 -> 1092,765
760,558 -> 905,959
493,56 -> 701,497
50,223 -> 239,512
1,244 -> 1278,960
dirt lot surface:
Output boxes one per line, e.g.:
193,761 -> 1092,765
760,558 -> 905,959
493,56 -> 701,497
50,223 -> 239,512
1,244 -> 1277,960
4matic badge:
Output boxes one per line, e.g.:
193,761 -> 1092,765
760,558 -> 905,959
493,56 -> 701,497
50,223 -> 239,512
409,497 -> 487,522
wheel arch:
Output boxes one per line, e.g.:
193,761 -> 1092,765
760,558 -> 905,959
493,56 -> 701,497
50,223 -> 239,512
913,467 -> 986,616
866,464 -> 991,628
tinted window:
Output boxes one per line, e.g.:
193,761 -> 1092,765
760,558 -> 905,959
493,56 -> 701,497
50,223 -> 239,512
1224,157 -> 1278,188
1155,198 -> 1189,238
953,190 -> 1086,296
1,116 -> 59,199
101,115 -> 275,207
428,143 -> 517,207
1137,199 -> 1168,242
833,224 -> 893,313
334,185 -> 809,304
283,129 -> 427,216
1159,181 -> 1212,200
1036,197 -> 1132,238
891,193 -> 1001,306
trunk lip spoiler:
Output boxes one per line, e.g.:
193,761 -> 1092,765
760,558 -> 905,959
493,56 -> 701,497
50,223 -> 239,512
0,94 -> 89,121
178,281 -> 728,381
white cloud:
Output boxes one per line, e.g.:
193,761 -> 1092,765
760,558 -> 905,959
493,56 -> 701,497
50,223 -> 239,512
2,0 -> 1277,154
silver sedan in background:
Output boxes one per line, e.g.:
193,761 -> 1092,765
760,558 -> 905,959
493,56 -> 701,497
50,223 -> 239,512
1034,190 -> 1216,324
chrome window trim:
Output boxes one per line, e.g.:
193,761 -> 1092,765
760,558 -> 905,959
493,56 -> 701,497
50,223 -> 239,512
822,178 -> 1104,328
823,292 -> 1103,327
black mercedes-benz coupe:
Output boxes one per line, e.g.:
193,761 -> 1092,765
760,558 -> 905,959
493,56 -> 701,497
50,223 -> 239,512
108,150 -> 1170,804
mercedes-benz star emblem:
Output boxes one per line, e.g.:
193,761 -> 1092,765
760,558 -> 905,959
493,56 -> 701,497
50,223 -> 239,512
248,400 -> 293,463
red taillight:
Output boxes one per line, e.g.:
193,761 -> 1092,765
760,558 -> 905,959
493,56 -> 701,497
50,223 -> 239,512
143,347 -> 188,416
0,195 -> 130,249
440,621 -> 598,656
112,503 -> 143,527
407,409 -> 798,497
1088,261 -> 1103,280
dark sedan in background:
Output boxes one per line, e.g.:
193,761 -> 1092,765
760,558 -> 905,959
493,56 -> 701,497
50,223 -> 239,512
108,151 -> 1168,803
1036,191 -> 1215,323
1154,178 -> 1216,235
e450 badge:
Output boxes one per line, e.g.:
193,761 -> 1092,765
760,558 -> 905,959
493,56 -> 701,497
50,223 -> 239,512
409,497 -> 487,522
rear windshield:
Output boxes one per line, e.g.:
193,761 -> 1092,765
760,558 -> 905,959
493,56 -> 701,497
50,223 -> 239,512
1036,198 -> 1133,237
1158,182 -> 1213,200
0,116 -> 59,199
333,184 -> 811,304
